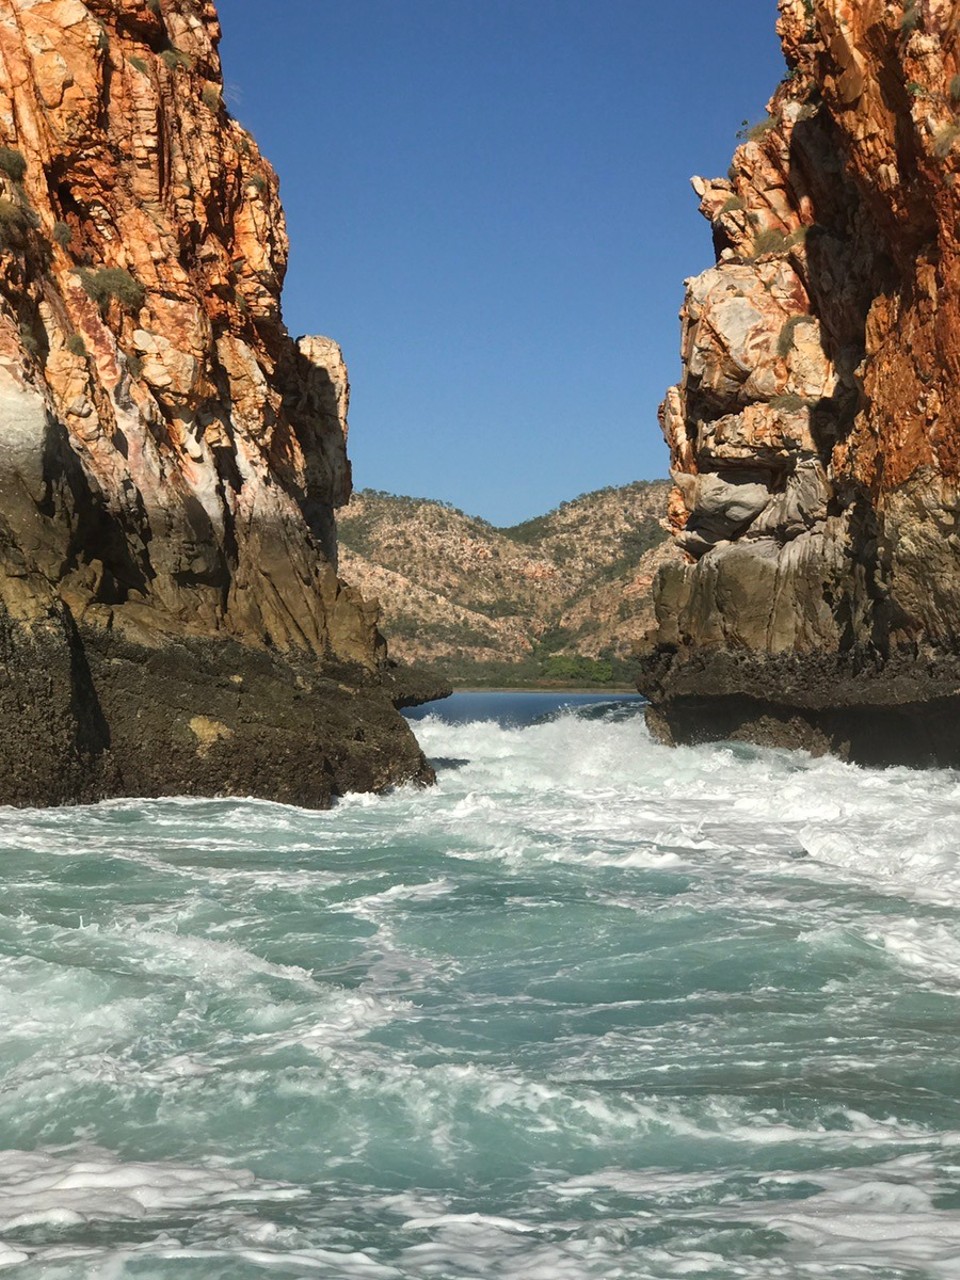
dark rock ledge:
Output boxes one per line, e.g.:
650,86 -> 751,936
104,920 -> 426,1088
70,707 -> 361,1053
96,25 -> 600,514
638,647 -> 960,770
0,605 -> 448,809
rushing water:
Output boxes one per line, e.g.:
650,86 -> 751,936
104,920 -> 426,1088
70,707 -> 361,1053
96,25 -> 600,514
2,691 -> 960,1278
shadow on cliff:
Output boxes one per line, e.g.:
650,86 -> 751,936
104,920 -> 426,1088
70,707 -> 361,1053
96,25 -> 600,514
274,347 -> 349,567
787,102 -> 904,658
41,414 -> 151,606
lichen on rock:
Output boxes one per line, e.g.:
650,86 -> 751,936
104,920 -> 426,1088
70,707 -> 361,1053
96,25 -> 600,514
0,0 -> 443,805
639,0 -> 960,767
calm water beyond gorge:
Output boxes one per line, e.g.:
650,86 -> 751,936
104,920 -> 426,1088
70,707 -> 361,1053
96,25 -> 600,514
3,693 -> 960,1277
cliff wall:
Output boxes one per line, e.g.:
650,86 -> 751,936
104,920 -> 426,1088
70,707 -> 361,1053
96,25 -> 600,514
0,0 -> 436,805
639,0 -> 960,766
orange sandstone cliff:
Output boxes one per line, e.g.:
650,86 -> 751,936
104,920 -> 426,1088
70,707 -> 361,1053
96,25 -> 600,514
0,0 -> 441,805
638,0 -> 960,765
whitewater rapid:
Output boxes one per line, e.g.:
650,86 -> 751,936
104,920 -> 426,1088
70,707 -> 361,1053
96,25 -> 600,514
1,694 -> 960,1277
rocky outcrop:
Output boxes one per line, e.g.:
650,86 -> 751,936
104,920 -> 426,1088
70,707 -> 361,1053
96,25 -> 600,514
639,0 -> 960,766
0,0 -> 441,806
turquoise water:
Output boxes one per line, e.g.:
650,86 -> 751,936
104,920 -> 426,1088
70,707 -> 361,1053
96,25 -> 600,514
2,692 -> 960,1277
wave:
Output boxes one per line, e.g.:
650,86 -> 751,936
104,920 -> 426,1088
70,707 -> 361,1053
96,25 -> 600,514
1,697 -> 960,1275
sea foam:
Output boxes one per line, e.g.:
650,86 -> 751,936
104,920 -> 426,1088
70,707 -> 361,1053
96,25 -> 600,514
1,696 -> 959,1276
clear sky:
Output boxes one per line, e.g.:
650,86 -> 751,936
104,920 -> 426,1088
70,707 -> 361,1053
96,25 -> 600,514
216,1 -> 786,525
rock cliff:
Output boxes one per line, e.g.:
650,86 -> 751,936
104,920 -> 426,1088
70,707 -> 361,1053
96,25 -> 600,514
0,0 -> 439,806
639,0 -> 960,766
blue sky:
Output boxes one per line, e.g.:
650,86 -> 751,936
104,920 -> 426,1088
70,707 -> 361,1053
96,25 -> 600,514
217,1 -> 786,525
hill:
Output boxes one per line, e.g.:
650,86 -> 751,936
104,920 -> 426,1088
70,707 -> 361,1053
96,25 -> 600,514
337,481 -> 677,686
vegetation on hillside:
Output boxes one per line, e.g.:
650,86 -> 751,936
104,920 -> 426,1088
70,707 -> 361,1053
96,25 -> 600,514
337,480 -> 674,688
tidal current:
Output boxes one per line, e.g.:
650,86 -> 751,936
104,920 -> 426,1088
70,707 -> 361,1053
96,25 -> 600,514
2,692 -> 960,1278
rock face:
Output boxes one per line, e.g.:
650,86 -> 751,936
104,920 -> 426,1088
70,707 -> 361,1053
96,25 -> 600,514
0,0 -> 440,806
639,0 -> 960,766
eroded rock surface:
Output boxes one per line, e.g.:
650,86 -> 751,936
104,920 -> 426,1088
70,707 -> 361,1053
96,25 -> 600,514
639,0 -> 960,766
0,0 -> 441,805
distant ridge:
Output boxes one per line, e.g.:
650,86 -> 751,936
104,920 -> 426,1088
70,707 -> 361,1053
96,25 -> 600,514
338,481 -> 677,686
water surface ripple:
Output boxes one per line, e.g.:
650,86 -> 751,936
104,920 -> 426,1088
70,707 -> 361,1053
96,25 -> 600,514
2,692 -> 960,1277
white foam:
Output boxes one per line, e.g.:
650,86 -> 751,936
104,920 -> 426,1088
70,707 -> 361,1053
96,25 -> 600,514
349,877 -> 457,913
119,924 -> 316,987
408,710 -> 960,923
0,1242 -> 27,1271
6,1239 -> 405,1276
401,1210 -> 537,1234
0,1147 -> 267,1232
4,702 -> 960,1278
149,1244 -> 403,1275
711,1155 -> 960,1279
866,916 -> 960,986
567,847 -> 684,869
272,988 -> 412,1055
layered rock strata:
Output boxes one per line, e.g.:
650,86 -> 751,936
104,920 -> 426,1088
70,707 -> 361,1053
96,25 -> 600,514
638,0 -> 960,767
0,0 -> 440,806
